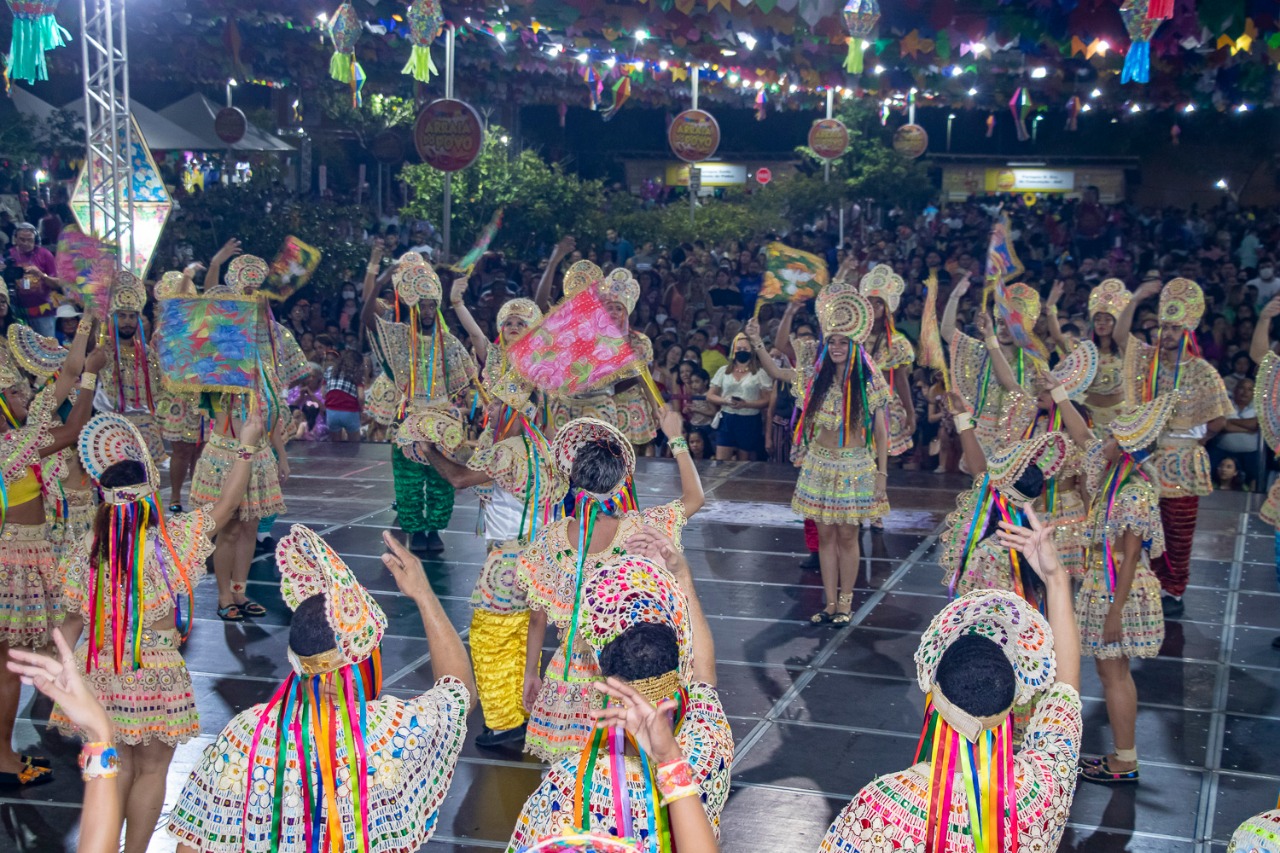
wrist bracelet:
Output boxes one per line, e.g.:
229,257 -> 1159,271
365,263 -> 380,276
1047,305 -> 1058,316
236,444 -> 260,460
79,372 -> 97,391
79,742 -> 119,781
983,336 -> 999,349
669,436 -> 689,455
1049,385 -> 1069,404
656,758 -> 699,806
953,412 -> 974,432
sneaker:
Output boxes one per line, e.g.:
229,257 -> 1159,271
799,552 -> 820,570
424,531 -> 445,553
409,531 -> 430,554
475,723 -> 527,749
1161,596 -> 1184,618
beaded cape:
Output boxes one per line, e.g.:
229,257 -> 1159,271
1121,341 -> 1231,429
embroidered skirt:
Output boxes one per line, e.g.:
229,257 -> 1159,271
526,637 -> 601,762
191,434 -> 286,521
53,626 -> 199,746
471,609 -> 530,733
887,395 -> 913,457
1261,479 -> 1280,530
792,444 -> 888,525
158,392 -> 207,444
1046,489 -> 1089,578
614,386 -> 657,445
1075,563 -> 1165,660
548,394 -> 617,439
0,524 -> 61,648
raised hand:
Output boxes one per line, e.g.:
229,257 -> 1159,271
995,504 -> 1064,584
1048,280 -> 1064,307
592,676 -> 684,763
212,238 -> 242,265
8,632 -> 112,742
1262,296 -> 1280,320
240,410 -> 266,447
381,530 -> 432,602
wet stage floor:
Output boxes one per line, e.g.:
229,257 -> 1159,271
4,442 -> 1279,853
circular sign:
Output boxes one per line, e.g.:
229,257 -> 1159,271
755,168 -> 772,185
1022,192 -> 1038,207
995,170 -> 1017,192
808,118 -> 850,160
668,109 -> 721,163
892,124 -> 929,159
214,107 -> 247,145
414,98 -> 484,172
371,130 -> 405,165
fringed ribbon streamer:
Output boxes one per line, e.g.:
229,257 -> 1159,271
401,43 -> 437,82
1010,87 -> 1031,142
5,5 -> 71,85
1121,40 -> 1152,84
951,474 -> 995,599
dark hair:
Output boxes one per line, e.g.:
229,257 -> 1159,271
691,367 -> 710,384
599,622 -> 679,681
935,635 -> 1016,717
89,460 -> 149,569
570,439 -> 628,494
289,594 -> 338,656
960,465 -> 1046,589
807,339 -> 865,440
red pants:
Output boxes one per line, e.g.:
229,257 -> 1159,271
1151,495 -> 1198,597
804,518 -> 819,553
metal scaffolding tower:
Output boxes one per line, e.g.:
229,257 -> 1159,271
78,0 -> 133,267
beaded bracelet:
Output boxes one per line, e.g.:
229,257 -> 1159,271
236,444 -> 260,460
656,758 -> 699,806
953,412 -> 974,432
983,336 -> 999,349
80,372 -> 97,391
79,742 -> 119,781
669,436 -> 689,456
365,263 -> 380,276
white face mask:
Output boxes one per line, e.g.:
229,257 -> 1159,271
342,290 -> 355,299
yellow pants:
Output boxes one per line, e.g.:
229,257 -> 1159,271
470,608 -> 530,732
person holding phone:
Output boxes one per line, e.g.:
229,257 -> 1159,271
706,334 -> 769,461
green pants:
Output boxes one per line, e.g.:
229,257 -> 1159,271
392,444 -> 455,533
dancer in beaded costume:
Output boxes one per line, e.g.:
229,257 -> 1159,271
747,283 -> 891,626
1227,807 -> 1280,853
56,411 -> 262,853
1115,277 -> 1231,616
0,319 -> 98,788
819,539 -> 1083,853
1046,277 -> 1133,435
1056,393 -> 1171,784
509,532 -> 732,851
168,526 -> 474,853
518,412 -> 703,762
859,265 -> 917,460
1250,297 -> 1280,651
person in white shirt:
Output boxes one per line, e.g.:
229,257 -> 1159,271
1248,261 -> 1280,306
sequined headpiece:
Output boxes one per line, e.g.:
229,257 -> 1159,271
7,323 -> 65,380
276,524 -> 388,674
109,270 -> 147,314
916,589 -> 1055,721
1046,339 -> 1098,403
563,260 -> 604,298
986,431 -> 1069,504
0,349 -> 18,389
1001,281 -> 1041,336
1088,278 -> 1131,319
225,255 -> 269,295
859,264 -> 906,313
598,268 -> 640,314
1159,278 -> 1205,329
816,281 -> 873,342
551,417 -> 636,495
153,271 -> 187,301
1109,393 -> 1177,453
581,555 -> 693,675
496,297 -> 542,330
394,262 -> 442,307
78,413 -> 161,504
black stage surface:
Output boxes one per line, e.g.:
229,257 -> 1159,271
4,442 -> 1278,853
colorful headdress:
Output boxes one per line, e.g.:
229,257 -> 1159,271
1159,278 -> 1205,329
986,431 -> 1069,504
1109,393 -> 1177,453
1088,278 -> 1131,319
858,264 -> 905,313
394,404 -> 467,455
563,260 -> 604,298
401,0 -> 443,82
225,255 -> 269,295
276,524 -> 388,672
551,417 -> 636,495
1046,339 -> 1099,403
7,323 -> 66,380
78,413 -> 161,503
598,268 -> 640,314
77,413 -> 192,673
395,262 -> 442,306
109,270 -> 146,314
0,349 -> 20,389
580,555 -> 693,677
815,282 -> 873,342
496,298 -> 543,330
912,590 -> 1055,853
153,271 -> 188,301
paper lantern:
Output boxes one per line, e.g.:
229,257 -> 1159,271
1120,0 -> 1161,84
402,0 -> 443,83
327,2 -> 365,105
842,0 -> 879,74
5,0 -> 71,84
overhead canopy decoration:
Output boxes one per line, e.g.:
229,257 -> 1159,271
26,0 -> 1280,116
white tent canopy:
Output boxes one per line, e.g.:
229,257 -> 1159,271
8,86 -> 58,123
60,97 -> 214,151
160,94 -> 294,153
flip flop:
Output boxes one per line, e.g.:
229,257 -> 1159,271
217,604 -> 246,622
237,599 -> 268,618
0,764 -> 53,787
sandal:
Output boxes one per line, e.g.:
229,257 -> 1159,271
1079,756 -> 1139,784
810,605 -> 836,625
832,593 -> 855,625
230,583 -> 268,618
217,603 -> 246,622
0,764 -> 53,787
169,503 -> 184,513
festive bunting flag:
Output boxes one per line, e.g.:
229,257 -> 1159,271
985,214 -> 1024,285
758,242 -> 830,305
155,296 -> 260,393
261,236 -> 322,301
